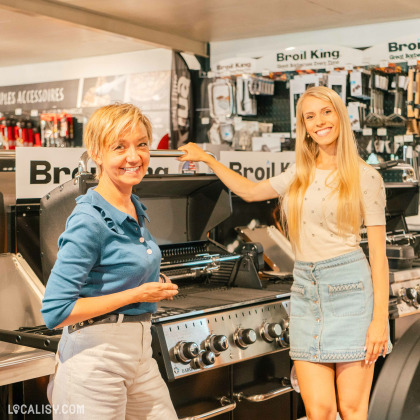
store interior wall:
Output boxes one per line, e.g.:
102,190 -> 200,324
0,49 -> 172,86
210,18 -> 420,66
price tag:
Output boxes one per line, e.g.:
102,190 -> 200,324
394,135 -> 404,143
377,128 -> 387,136
15,108 -> 22,116
30,109 -> 39,117
362,128 -> 373,136
201,117 -> 210,125
404,134 -> 414,143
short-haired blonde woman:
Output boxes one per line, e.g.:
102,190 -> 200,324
42,103 -> 178,420
178,86 -> 392,420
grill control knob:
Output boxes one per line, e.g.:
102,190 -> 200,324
281,318 -> 290,330
261,323 -> 282,342
278,329 -> 290,348
406,288 -> 417,300
174,341 -> 199,364
205,334 -> 229,354
234,328 -> 257,349
192,350 -> 216,369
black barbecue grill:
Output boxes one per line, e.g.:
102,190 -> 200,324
0,165 -> 296,420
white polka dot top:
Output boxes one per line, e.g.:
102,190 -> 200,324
269,163 -> 386,262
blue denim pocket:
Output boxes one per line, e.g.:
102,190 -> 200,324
328,281 -> 366,317
290,284 -> 307,318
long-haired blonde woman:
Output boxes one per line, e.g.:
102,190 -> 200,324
178,86 -> 392,420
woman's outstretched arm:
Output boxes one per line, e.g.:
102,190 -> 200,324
178,142 -> 279,202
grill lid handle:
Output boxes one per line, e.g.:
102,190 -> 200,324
179,396 -> 236,420
233,380 -> 293,402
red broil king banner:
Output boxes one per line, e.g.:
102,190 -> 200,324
170,52 -> 193,148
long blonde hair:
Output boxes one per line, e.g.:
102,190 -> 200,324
285,86 -> 366,250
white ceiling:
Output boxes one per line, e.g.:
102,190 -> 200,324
55,0 -> 420,42
0,9 -> 153,67
0,0 -> 420,67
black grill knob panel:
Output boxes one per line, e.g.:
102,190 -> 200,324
406,288 -> 417,300
174,341 -> 199,363
235,328 -> 257,348
205,334 -> 229,353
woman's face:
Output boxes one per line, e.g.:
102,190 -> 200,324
301,96 -> 340,149
96,123 -> 150,192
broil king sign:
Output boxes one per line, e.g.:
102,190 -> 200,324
363,35 -> 420,65
256,45 -> 363,72
170,52 -> 193,148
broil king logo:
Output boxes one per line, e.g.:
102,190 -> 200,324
388,41 -> 420,52
277,49 -> 340,62
387,40 -> 420,60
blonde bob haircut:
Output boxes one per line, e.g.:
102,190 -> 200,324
84,103 -> 152,178
284,86 -> 367,250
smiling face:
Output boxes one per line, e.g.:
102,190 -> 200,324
301,95 -> 340,151
95,123 -> 150,193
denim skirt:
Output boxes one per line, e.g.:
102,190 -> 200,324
289,248 -> 392,363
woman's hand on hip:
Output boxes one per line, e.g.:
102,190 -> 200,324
132,282 -> 178,303
364,318 -> 389,365
178,143 -> 212,163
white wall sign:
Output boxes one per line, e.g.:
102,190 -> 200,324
16,148 -> 95,199
219,151 -> 295,183
362,35 -> 420,66
0,79 -> 80,112
214,57 -> 257,75
16,148 -> 211,199
256,45 -> 363,72
16,149 -> 296,199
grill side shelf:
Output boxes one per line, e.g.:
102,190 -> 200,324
0,329 -> 60,353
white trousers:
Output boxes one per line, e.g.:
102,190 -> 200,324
50,316 -> 178,420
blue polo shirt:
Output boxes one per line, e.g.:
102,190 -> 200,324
41,188 -> 161,329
